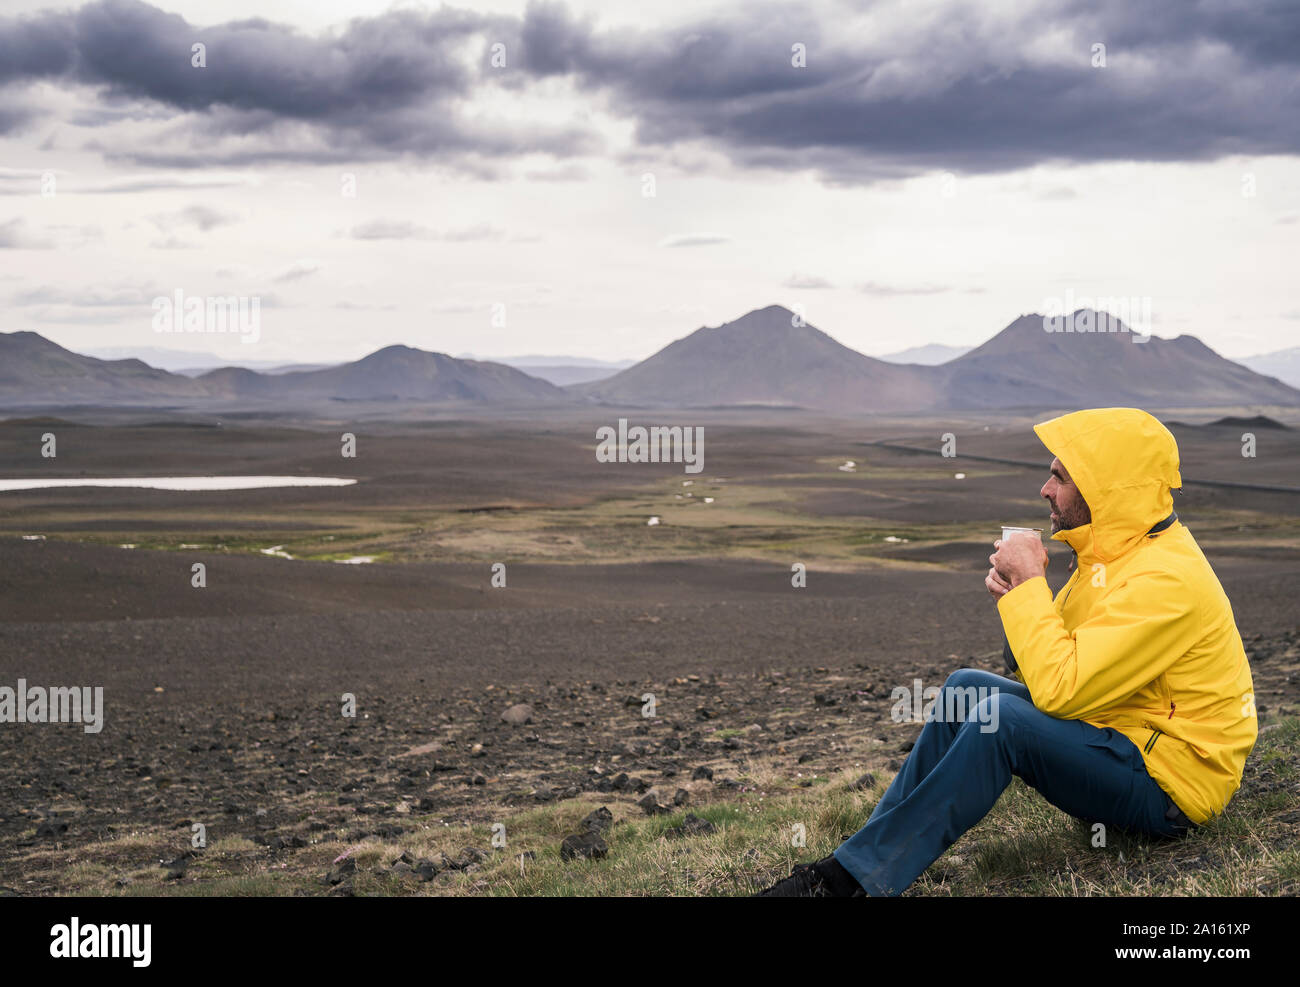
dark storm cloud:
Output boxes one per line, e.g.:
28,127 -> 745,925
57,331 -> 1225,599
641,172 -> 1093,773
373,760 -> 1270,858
0,7 -> 76,83
542,0 -> 1300,179
1056,0 -> 1300,67
0,0 -> 1296,177
9,0 -> 477,115
0,0 -> 597,166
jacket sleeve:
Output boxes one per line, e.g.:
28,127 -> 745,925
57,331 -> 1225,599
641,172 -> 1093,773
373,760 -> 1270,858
996,571 -> 1201,719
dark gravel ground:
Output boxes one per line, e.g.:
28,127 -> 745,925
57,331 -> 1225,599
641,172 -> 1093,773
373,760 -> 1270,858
1,571 -> 1295,893
2,411 -> 1296,893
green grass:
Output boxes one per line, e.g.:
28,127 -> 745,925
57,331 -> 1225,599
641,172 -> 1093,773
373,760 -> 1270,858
438,716 -> 1300,897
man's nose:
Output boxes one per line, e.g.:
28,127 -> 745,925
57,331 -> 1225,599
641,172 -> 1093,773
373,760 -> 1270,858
1040,480 -> 1052,499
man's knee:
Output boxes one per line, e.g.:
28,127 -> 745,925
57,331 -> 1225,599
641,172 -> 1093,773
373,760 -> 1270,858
965,689 -> 1035,738
937,669 -> 1013,713
943,667 -> 987,692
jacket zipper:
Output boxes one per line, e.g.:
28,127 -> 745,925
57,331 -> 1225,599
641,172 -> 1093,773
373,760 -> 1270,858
1060,563 -> 1082,609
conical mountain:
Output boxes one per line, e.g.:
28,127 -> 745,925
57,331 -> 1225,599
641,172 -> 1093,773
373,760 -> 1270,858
571,305 -> 941,412
938,311 -> 1300,408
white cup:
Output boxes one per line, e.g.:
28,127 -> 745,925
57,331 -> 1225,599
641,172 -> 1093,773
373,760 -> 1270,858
1000,526 -> 1043,544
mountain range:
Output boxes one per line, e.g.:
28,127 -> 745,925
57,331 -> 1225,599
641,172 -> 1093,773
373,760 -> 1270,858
80,345 -> 330,376
573,306 -> 1300,412
0,332 -> 564,406
3,306 -> 1297,412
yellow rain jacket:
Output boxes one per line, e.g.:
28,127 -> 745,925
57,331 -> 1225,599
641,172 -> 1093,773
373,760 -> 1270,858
998,408 -> 1257,824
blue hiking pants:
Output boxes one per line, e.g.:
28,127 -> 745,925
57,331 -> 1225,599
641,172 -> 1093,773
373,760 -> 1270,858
834,668 -> 1193,896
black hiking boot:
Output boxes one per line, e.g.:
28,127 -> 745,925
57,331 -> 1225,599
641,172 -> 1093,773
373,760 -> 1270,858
754,854 -> 866,897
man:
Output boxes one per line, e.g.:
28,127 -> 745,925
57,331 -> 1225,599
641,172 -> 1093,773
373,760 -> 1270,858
758,407 -> 1257,897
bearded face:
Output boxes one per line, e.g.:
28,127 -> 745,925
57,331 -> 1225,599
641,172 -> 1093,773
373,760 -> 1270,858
1041,457 -> 1092,533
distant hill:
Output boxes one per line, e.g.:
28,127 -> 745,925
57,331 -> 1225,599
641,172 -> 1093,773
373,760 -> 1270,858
570,305 -> 942,413
1167,414 -> 1290,430
877,343 -> 971,365
179,362 -> 335,377
0,331 -> 203,403
196,345 -> 566,402
935,312 -> 1300,409
0,333 -> 565,407
1207,415 -> 1289,430
80,345 -> 334,376
1236,346 -> 1300,389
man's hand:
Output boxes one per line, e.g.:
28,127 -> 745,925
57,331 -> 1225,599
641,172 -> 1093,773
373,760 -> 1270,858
985,560 -> 1012,599
988,533 -> 1049,593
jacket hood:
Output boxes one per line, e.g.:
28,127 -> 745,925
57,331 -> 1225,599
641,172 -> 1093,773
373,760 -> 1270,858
1033,407 -> 1182,563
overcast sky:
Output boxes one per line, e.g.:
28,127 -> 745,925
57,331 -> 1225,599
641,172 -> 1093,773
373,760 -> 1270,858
1,0 -> 1297,364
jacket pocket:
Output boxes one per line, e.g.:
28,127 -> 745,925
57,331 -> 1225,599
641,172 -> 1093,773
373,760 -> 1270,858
1158,673 -> 1175,720
1142,729 -> 1163,756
